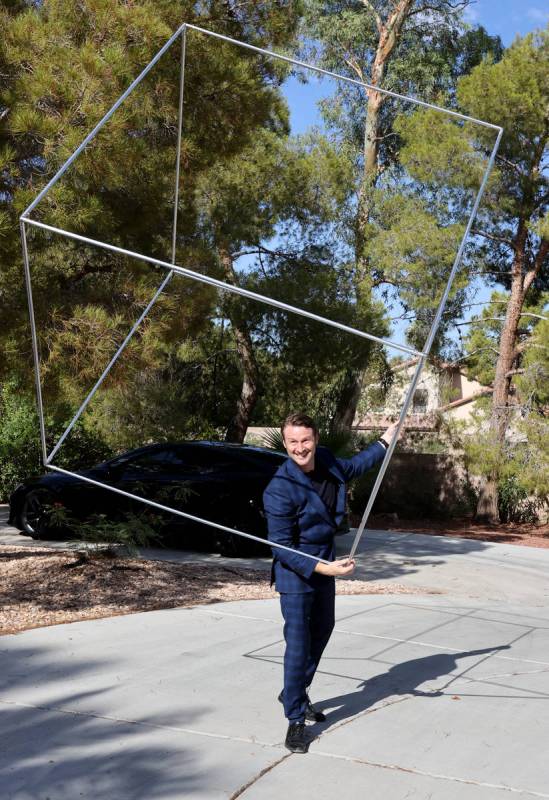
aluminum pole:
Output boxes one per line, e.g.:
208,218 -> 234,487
46,271 -> 174,464
20,221 -> 48,465
348,126 -> 504,560
171,26 -> 187,265
21,23 -> 186,220
185,24 -> 502,132
47,464 -> 330,564
23,219 -> 424,360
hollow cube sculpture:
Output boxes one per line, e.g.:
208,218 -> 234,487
20,23 -> 503,564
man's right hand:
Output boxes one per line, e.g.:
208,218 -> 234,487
314,558 -> 356,577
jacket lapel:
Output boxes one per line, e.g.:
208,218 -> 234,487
285,455 -> 340,527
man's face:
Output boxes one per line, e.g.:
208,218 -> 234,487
282,425 -> 319,473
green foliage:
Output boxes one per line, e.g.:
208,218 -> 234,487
0,1 -> 297,454
2,0 -> 541,464
460,409 -> 548,511
0,384 -> 42,501
48,478 -> 195,554
302,1 -> 502,150
0,381 -> 112,501
300,2 -> 503,361
393,28 -> 548,521
515,317 -> 549,409
497,475 -> 545,524
52,507 -> 162,556
395,30 -> 548,293
462,292 -> 548,389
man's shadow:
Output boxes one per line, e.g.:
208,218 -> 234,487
310,645 -> 511,731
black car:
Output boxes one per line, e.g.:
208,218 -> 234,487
9,441 -> 287,556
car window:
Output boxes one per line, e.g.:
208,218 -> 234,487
123,449 -> 191,474
111,444 -> 284,476
175,447 -> 244,472
178,446 -> 284,473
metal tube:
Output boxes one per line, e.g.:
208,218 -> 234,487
185,24 -> 502,132
171,26 -> 187,265
46,271 -> 174,464
20,19 -> 505,566
22,219 -> 423,359
20,221 -> 48,465
422,127 -> 504,357
21,23 -> 186,220
46,464 -> 330,564
348,127 -> 504,559
348,356 -> 425,559
21,21 -> 502,224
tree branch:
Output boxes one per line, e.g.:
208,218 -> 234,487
449,347 -> 500,365
523,238 -> 549,295
344,55 -> 365,82
359,0 -> 383,33
471,228 -> 515,249
437,387 -> 494,413
495,153 -> 527,178
408,1 -> 469,18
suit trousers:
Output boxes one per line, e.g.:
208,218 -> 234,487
279,581 -> 336,722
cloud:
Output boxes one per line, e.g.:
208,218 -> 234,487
526,7 -> 549,22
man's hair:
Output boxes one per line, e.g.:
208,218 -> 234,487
281,412 -> 318,438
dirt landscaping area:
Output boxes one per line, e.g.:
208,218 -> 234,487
2,518 -> 546,637
369,516 -> 549,549
0,545 -> 426,636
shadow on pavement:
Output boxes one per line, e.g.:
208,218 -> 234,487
337,529 -> 490,583
0,641 -> 211,799
312,644 -> 511,731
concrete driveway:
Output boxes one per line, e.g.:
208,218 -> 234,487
2,508 -> 549,799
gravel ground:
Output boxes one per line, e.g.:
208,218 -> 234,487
0,545 -> 429,636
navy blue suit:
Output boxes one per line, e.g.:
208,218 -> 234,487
263,442 -> 385,721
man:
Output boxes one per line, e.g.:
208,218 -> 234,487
263,412 -> 399,753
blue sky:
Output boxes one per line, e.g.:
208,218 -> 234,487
283,0 -> 549,134
463,0 -> 548,45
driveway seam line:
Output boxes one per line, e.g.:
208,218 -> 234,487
309,749 -> 549,798
229,754 -> 292,799
0,697 -> 278,748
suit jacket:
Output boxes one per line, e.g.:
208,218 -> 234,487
262,442 -> 385,593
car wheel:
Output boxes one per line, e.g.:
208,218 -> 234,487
20,490 -> 54,539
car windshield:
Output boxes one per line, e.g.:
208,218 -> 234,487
105,443 -> 285,474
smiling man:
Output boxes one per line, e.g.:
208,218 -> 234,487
263,411 -> 399,753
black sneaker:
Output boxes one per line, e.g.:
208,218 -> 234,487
285,721 -> 308,753
278,691 -> 326,723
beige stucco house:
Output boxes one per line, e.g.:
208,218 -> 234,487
354,357 -> 492,433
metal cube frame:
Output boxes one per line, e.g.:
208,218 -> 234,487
20,23 -> 503,565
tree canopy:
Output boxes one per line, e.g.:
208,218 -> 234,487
0,0 -> 546,526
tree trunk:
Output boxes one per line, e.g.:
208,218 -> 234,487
218,245 -> 259,444
474,227 -> 528,523
330,369 -> 364,432
475,477 -> 500,522
332,1 -> 413,433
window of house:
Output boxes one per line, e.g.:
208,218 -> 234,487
412,389 -> 428,414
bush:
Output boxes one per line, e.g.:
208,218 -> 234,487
0,382 -> 113,502
497,475 -> 545,524
50,506 -> 162,557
